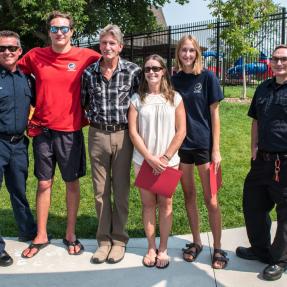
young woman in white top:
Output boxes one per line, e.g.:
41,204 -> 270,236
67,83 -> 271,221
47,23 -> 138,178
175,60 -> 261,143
129,54 -> 186,268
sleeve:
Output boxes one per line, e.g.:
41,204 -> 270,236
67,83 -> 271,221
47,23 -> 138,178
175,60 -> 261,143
81,70 -> 89,109
131,66 -> 142,95
206,71 -> 224,105
174,92 -> 182,107
130,93 -> 141,111
248,88 -> 259,119
18,50 -> 33,75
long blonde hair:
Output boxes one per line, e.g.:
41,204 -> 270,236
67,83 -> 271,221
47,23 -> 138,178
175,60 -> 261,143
139,54 -> 175,104
175,35 -> 202,75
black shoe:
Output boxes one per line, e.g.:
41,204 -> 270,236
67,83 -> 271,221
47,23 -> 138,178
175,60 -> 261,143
236,246 -> 259,260
263,263 -> 287,281
0,250 -> 13,267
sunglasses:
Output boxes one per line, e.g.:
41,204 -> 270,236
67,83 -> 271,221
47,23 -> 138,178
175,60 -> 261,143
50,26 -> 70,34
271,56 -> 287,64
144,66 -> 163,73
0,46 -> 19,53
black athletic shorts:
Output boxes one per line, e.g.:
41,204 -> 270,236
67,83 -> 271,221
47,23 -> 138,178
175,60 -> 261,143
33,129 -> 86,182
178,149 -> 210,165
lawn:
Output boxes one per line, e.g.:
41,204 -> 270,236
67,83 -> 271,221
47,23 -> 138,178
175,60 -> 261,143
223,85 -> 256,99
0,101 -> 265,239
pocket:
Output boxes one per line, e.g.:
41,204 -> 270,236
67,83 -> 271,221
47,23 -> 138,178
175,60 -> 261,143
118,85 -> 131,104
256,96 -> 267,116
0,92 -> 9,112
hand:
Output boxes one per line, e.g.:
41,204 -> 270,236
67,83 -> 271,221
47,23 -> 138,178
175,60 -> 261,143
251,147 -> 258,160
211,150 -> 221,174
146,155 -> 168,175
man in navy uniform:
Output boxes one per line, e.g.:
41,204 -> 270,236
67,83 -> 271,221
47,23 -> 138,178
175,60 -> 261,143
236,44 -> 287,281
0,30 -> 36,267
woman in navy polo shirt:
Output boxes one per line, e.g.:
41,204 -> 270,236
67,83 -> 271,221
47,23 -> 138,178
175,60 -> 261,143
172,35 -> 228,269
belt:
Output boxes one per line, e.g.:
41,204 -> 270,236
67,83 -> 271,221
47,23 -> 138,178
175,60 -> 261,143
90,122 -> 128,132
0,133 -> 24,143
257,150 -> 287,161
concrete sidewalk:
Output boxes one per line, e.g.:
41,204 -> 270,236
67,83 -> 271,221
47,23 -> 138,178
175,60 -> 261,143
0,224 -> 286,287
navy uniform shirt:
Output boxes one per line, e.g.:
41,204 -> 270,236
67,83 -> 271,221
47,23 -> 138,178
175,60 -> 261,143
248,78 -> 287,152
0,66 -> 35,135
172,69 -> 224,150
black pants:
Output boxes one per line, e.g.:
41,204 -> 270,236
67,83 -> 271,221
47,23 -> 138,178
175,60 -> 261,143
243,156 -> 287,264
0,137 -> 36,252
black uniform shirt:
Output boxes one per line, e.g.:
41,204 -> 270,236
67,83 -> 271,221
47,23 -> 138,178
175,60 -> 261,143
248,78 -> 287,152
0,66 -> 35,135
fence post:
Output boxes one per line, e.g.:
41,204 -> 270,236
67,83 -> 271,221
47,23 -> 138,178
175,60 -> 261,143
282,7 -> 286,44
167,26 -> 172,74
130,35 -> 134,62
216,19 -> 220,78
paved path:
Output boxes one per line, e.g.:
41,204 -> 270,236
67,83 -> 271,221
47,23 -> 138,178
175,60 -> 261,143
0,224 -> 286,287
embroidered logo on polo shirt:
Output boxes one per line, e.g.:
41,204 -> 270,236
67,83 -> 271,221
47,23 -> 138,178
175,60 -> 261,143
67,63 -> 77,71
0,87 -> 2,90
193,83 -> 202,94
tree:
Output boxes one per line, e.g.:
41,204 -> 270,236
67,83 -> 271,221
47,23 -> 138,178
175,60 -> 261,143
0,0 -> 188,50
208,0 -> 276,98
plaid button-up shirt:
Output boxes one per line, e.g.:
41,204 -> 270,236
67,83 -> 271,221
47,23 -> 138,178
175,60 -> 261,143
81,57 -> 141,125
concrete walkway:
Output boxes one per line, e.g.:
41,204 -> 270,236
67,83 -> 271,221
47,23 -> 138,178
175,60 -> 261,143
0,224 -> 286,287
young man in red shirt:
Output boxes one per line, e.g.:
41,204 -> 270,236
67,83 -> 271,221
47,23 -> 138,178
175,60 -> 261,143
19,11 -> 101,258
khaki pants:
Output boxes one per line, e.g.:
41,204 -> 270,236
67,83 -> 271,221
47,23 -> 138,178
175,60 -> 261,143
88,127 -> 133,246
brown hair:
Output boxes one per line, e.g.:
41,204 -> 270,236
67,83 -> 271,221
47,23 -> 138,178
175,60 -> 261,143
273,44 -> 287,54
175,35 -> 202,75
46,11 -> 74,29
139,54 -> 175,105
0,30 -> 21,47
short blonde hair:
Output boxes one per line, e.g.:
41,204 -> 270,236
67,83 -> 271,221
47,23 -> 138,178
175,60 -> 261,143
175,35 -> 202,75
100,24 -> 123,45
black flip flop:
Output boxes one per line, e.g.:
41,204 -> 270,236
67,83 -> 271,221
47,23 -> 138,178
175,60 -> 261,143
21,241 -> 50,258
63,238 -> 84,255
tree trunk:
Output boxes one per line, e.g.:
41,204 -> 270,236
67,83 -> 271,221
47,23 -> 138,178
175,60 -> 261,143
241,56 -> 247,99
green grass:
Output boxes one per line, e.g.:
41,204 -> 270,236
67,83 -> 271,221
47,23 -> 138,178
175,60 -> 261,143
223,85 -> 256,99
0,101 -> 274,238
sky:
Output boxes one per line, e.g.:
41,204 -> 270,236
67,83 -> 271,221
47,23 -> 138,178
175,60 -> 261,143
162,0 -> 287,26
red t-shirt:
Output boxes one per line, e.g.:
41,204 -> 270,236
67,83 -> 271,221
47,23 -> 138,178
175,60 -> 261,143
18,46 -> 101,131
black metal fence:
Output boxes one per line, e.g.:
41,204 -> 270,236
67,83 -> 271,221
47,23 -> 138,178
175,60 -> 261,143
79,8 -> 287,87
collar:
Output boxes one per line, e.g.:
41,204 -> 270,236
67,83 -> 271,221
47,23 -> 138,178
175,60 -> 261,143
0,65 -> 22,78
92,57 -> 126,74
268,77 -> 287,90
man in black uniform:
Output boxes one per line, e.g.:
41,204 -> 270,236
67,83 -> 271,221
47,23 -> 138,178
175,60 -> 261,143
236,44 -> 287,281
0,30 -> 36,267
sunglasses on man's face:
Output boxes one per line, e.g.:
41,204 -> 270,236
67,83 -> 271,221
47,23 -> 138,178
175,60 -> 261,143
271,56 -> 287,64
0,46 -> 19,53
144,66 -> 163,73
49,26 -> 70,34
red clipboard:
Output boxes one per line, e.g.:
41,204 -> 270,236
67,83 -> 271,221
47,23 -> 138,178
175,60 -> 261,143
135,160 -> 183,198
209,162 -> 222,196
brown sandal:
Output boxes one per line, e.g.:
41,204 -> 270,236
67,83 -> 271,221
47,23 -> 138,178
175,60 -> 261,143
182,243 -> 203,262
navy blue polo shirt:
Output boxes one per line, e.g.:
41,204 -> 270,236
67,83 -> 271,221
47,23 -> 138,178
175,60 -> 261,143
248,78 -> 287,152
0,66 -> 35,135
172,69 -> 224,150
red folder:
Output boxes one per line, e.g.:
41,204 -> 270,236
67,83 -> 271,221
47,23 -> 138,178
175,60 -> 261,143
209,162 -> 222,197
135,160 -> 183,198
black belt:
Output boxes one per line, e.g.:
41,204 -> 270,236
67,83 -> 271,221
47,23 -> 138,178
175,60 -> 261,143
90,122 -> 128,132
0,133 -> 24,143
257,150 -> 287,161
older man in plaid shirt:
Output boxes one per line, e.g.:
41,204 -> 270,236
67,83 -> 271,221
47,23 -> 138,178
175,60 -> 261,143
81,24 -> 141,264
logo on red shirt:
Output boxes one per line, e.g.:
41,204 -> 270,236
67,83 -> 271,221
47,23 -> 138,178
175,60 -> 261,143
67,63 -> 77,71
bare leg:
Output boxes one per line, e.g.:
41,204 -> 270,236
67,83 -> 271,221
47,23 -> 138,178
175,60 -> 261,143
22,179 -> 52,257
135,164 -> 157,266
180,163 -> 202,261
65,179 -> 81,254
197,163 -> 224,268
157,195 -> 173,268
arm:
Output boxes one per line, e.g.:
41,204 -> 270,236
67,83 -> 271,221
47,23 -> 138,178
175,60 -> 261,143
251,119 -> 258,160
128,103 -> 167,173
210,101 -> 221,173
161,100 -> 186,162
